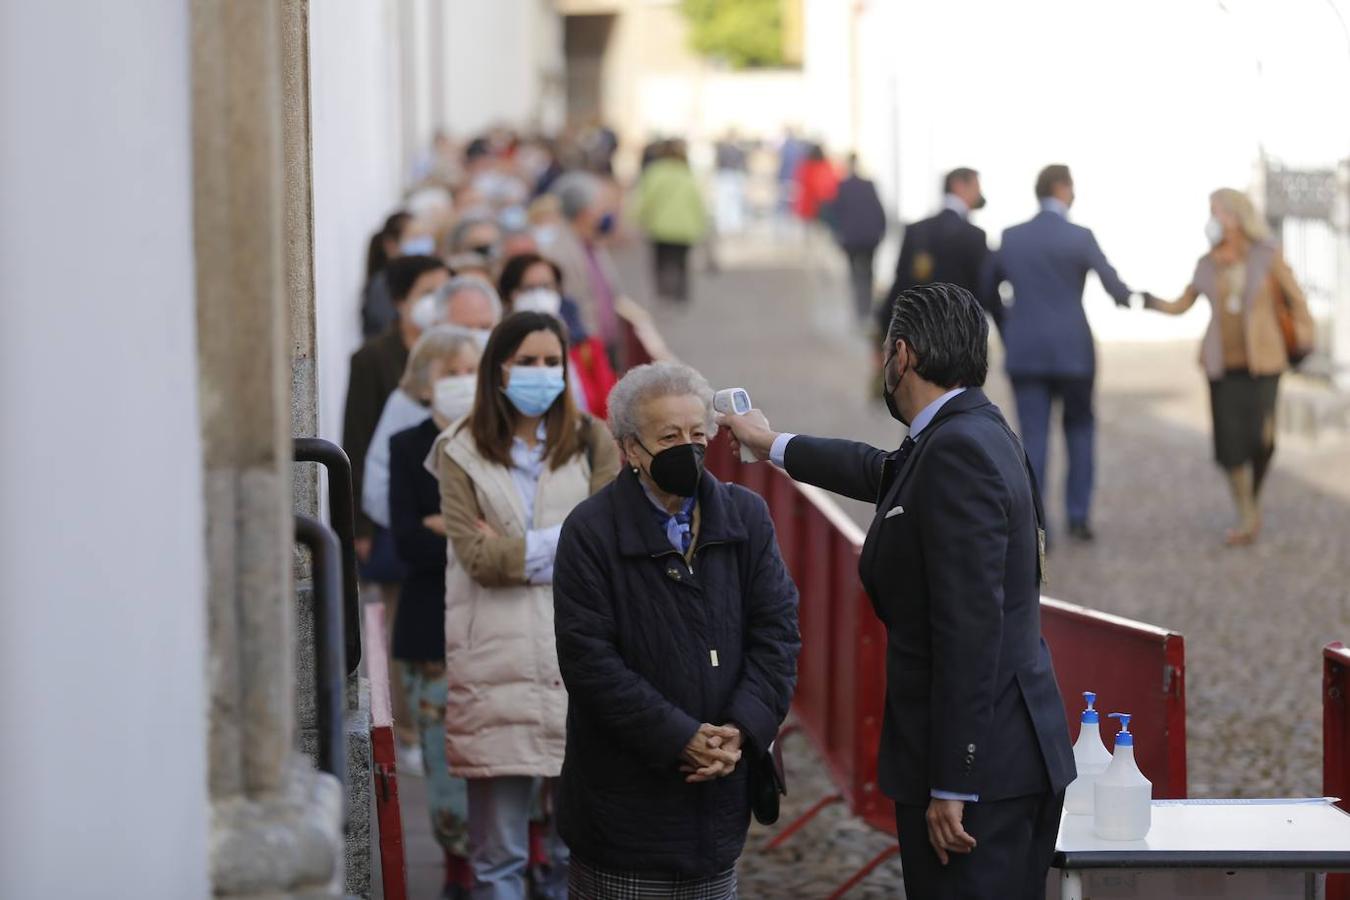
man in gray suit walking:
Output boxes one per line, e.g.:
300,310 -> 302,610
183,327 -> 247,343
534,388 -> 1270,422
986,165 -> 1140,542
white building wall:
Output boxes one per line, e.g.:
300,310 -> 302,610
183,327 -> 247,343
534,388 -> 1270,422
0,2 -> 209,898
310,0 -> 406,447
436,0 -> 565,136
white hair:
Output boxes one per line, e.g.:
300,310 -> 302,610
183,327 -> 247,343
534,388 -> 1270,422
550,171 -> 602,222
607,362 -> 718,443
399,326 -> 479,397
436,274 -> 502,324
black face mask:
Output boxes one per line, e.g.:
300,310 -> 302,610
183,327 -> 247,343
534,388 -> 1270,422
882,345 -> 910,426
637,440 -> 706,498
972,193 -> 988,210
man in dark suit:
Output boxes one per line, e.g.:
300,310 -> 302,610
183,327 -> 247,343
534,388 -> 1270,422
986,164 -> 1137,541
723,283 -> 1075,899
883,168 -> 993,321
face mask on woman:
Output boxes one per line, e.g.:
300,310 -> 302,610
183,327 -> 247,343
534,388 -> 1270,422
432,374 -> 476,422
502,365 -> 565,417
636,440 -> 707,498
409,292 -> 441,330
1205,216 -> 1225,247
399,234 -> 436,256
514,288 -> 563,317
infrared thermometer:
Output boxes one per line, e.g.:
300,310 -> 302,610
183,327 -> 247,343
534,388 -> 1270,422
713,388 -> 758,463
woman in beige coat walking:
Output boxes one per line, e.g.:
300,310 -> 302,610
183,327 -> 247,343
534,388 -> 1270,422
1145,188 -> 1314,545
432,311 -> 620,899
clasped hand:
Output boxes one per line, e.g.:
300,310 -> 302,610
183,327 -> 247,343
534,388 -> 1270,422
680,723 -> 743,783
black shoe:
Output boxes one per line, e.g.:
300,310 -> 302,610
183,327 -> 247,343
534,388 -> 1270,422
1068,523 -> 1095,542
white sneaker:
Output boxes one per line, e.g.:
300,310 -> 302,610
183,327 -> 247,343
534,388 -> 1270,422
396,740 -> 425,778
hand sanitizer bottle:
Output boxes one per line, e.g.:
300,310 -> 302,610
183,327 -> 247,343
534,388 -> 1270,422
1064,691 -> 1112,815
1093,713 -> 1152,840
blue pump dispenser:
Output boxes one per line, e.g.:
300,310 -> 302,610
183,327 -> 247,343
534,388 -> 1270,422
1109,712 -> 1133,747
1082,691 -> 1100,724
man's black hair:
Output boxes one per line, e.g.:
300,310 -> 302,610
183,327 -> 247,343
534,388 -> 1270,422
943,167 -> 979,194
386,254 -> 448,304
885,282 -> 989,388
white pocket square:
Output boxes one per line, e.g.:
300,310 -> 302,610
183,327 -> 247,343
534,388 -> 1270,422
884,505 -> 905,519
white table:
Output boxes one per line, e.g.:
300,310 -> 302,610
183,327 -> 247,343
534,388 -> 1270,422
1053,798 -> 1350,900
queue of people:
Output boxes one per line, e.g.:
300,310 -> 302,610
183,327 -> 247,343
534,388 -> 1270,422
343,130 -> 801,900
344,125 -> 1312,900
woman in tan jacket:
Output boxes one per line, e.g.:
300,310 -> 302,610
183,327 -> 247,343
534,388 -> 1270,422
1145,188 -> 1313,545
431,311 -> 619,899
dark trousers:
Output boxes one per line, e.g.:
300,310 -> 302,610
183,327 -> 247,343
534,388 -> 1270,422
652,241 -> 691,302
844,245 -> 878,321
895,791 -> 1063,900
1011,375 -> 1095,527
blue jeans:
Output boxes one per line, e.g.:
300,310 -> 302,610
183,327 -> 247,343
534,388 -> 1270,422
1011,374 -> 1096,527
468,776 -> 568,900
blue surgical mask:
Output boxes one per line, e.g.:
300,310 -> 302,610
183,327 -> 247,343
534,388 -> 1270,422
399,234 -> 436,256
502,365 -> 565,417
597,212 -> 616,236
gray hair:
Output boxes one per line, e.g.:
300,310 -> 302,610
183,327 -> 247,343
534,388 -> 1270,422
436,274 -> 503,324
399,325 -> 480,398
449,214 -> 499,253
550,171 -> 602,222
608,362 -> 718,444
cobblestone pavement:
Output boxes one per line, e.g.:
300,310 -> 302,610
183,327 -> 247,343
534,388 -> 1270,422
615,224 -> 1350,897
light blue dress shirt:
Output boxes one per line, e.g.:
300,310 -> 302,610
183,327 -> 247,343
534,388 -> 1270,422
770,389 -> 979,802
1040,196 -> 1070,219
942,192 -> 971,220
510,423 -> 563,585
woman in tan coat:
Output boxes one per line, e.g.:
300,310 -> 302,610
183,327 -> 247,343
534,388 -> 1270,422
1145,188 -> 1313,545
431,311 -> 619,899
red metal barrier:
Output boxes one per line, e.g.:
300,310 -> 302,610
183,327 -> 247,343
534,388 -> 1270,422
1325,642 -> 1350,900
365,602 -> 408,900
1041,598 -> 1187,799
626,318 -> 1188,896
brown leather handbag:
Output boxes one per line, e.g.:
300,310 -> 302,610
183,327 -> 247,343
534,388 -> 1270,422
1272,275 -> 1311,366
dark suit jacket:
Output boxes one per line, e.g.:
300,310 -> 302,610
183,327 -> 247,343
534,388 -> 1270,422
987,210 -> 1131,377
885,208 -> 992,320
784,389 -> 1075,805
341,326 -> 409,539
829,175 -> 887,250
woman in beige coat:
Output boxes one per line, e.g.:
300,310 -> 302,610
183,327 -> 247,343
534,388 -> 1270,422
431,311 -> 619,899
1145,188 -> 1313,545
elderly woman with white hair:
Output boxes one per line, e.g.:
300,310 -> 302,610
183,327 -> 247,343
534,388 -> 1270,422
553,361 -> 801,898
1145,188 -> 1314,546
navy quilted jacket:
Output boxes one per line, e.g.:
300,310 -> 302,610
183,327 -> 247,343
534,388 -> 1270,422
553,467 -> 800,876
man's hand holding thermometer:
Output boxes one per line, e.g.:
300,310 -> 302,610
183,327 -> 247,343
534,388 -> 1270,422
713,388 -> 780,464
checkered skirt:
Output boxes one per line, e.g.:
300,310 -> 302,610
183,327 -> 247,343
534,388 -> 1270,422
567,857 -> 739,899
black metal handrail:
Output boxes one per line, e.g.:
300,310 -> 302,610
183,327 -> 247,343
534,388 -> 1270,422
294,437 -> 362,674
294,514 -> 347,787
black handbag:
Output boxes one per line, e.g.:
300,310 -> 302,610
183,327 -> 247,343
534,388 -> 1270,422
749,739 -> 787,825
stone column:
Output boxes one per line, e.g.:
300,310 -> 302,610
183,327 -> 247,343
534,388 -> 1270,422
192,1 -> 344,896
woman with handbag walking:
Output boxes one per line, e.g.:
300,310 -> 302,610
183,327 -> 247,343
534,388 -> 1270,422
551,361 -> 800,899
1145,187 -> 1314,545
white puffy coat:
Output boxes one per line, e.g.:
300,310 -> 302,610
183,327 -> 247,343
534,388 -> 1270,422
432,418 -> 618,778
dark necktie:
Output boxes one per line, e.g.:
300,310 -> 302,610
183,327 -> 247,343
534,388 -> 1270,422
896,435 -> 917,466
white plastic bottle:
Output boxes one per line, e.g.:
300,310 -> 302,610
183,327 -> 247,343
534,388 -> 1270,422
1064,691 -> 1113,815
1093,712 -> 1152,840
